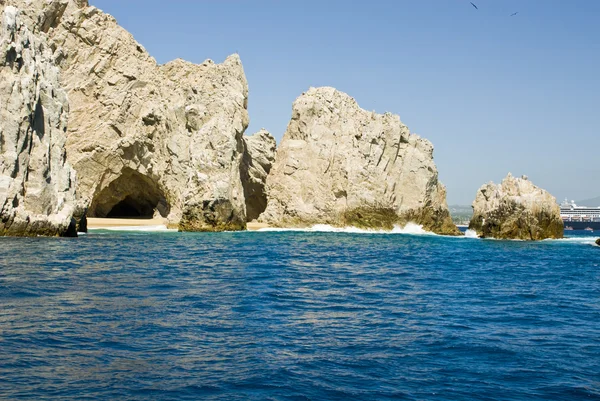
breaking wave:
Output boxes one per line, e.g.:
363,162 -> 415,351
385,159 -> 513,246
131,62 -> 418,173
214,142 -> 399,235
464,229 -> 479,238
543,236 -> 599,246
257,222 -> 438,235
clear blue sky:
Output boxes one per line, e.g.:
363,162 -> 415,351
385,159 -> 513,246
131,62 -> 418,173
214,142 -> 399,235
91,0 -> 600,205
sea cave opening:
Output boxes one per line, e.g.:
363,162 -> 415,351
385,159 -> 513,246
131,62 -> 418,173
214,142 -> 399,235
88,168 -> 169,219
106,195 -> 152,218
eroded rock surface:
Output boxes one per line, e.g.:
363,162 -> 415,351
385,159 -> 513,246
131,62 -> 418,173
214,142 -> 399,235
0,5 -> 77,236
6,0 -> 250,231
260,87 -> 458,235
469,173 -> 563,240
241,129 -> 276,221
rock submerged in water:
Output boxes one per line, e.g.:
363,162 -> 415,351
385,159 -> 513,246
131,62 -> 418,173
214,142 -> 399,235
0,5 -> 77,237
259,87 -> 459,235
469,173 -> 563,240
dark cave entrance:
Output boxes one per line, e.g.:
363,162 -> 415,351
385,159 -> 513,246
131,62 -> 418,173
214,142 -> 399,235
106,196 -> 151,218
88,168 -> 170,219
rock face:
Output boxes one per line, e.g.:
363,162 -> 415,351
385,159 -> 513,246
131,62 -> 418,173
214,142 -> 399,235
260,87 -> 458,235
0,5 -> 77,236
596,238 -> 600,247
469,173 -> 563,240
6,0 -> 252,231
240,129 -> 276,221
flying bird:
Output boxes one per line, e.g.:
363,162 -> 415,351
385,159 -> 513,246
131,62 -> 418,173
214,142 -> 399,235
470,2 -> 478,10
510,12 -> 519,16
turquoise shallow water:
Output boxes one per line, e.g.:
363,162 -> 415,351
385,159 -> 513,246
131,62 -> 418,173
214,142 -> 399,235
0,229 -> 599,400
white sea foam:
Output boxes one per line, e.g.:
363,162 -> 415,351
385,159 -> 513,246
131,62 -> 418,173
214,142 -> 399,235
257,222 -> 438,236
88,225 -> 177,232
464,229 -> 479,238
543,236 -> 599,246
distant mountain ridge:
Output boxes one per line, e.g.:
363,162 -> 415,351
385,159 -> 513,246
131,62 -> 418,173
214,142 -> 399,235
575,196 -> 600,206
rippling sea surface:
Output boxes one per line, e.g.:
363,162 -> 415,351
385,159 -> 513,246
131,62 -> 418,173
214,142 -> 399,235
1,228 -> 599,400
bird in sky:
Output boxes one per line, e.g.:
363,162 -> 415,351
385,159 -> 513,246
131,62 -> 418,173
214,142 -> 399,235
470,2 -> 478,10
510,12 -> 519,16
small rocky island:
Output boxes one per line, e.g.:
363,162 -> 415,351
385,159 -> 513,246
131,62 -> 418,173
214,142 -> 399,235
469,173 -> 563,240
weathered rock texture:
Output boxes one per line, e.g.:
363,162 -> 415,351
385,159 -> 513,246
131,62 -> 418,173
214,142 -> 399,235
6,0 -> 252,231
260,87 -> 458,235
240,129 -> 276,221
469,173 -> 563,240
0,5 -> 77,236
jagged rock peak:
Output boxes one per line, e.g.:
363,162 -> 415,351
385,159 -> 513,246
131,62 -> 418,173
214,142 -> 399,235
469,173 -> 564,240
241,129 -> 277,222
0,5 -> 77,236
260,87 -> 458,235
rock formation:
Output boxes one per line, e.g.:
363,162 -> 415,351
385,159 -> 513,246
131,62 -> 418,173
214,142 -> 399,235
0,5 -> 77,236
596,238 -> 600,247
240,129 -> 276,221
259,87 -> 458,235
469,173 -> 563,240
6,0 -> 254,231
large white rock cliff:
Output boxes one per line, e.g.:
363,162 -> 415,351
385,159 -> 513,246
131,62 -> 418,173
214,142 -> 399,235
0,5 -> 77,236
5,0 -> 258,231
260,87 -> 458,235
469,173 -> 563,240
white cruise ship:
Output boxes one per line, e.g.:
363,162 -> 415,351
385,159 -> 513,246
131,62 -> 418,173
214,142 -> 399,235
560,199 -> 600,230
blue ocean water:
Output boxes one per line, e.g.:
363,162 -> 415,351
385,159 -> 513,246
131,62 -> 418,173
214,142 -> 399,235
0,229 -> 599,400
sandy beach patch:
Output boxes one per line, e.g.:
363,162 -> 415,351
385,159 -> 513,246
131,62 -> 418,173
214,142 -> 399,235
87,217 -> 169,228
247,222 -> 270,231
